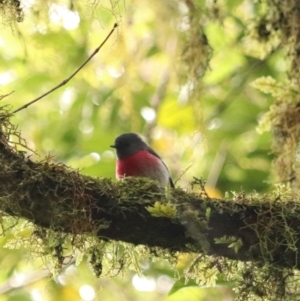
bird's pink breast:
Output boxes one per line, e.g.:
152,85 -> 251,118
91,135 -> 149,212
116,150 -> 169,186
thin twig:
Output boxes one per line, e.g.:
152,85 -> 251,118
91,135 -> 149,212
0,91 -> 14,101
12,23 -> 118,114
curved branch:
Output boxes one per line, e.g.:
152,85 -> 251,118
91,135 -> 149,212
12,23 -> 118,114
0,119 -> 299,270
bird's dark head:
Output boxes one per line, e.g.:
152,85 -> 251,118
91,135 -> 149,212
111,133 -> 147,159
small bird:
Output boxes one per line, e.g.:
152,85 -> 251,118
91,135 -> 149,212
111,133 -> 174,188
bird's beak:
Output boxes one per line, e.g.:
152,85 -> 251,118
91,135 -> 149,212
110,145 -> 116,148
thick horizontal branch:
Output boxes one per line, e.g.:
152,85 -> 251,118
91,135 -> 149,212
0,124 -> 300,269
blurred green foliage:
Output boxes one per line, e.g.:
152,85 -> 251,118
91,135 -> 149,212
0,0 -> 290,300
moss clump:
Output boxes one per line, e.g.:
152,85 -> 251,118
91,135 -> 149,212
0,0 -> 23,23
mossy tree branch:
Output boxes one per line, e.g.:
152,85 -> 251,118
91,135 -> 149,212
0,115 -> 300,270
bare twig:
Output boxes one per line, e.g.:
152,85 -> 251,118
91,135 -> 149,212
0,91 -> 14,101
12,23 -> 118,114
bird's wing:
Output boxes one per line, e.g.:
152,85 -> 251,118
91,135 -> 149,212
146,146 -> 175,188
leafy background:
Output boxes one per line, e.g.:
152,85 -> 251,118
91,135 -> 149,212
0,0 -> 285,300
